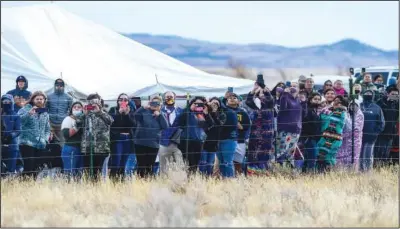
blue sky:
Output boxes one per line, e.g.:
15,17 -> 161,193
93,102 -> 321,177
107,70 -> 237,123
1,1 -> 399,50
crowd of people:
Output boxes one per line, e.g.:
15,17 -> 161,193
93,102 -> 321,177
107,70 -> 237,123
1,72 -> 399,181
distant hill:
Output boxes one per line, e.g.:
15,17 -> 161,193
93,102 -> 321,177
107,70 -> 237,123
123,33 -> 398,68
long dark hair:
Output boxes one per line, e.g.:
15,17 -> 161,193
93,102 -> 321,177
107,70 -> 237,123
307,92 -> 322,106
28,91 -> 47,106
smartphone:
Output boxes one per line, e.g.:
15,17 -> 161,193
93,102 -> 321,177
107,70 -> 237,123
85,104 -> 95,111
228,87 -> 233,93
349,67 -> 354,75
285,81 -> 291,87
361,67 -> 366,74
150,101 -> 160,107
36,108 -> 48,114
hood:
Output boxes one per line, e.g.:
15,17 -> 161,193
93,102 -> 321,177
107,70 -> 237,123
53,78 -> 65,94
15,75 -> 28,90
363,90 -> 375,101
1,94 -> 15,112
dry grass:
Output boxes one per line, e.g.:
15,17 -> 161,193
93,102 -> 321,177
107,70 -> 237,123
1,166 -> 399,227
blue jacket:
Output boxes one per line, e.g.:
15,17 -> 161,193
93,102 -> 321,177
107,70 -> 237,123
160,106 -> 184,147
226,106 -> 250,142
6,75 -> 32,112
18,103 -> 51,149
47,87 -> 73,125
1,94 -> 21,151
377,98 -> 399,138
360,100 -> 385,143
174,108 -> 214,142
134,107 -> 169,149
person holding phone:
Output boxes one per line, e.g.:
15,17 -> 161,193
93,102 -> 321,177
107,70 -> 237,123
109,93 -> 136,180
81,93 -> 114,181
245,76 -> 275,175
134,95 -> 168,178
174,96 -> 214,174
17,91 -> 51,178
6,75 -> 32,113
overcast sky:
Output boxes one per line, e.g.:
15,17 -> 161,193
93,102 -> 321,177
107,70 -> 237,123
2,1 -> 399,50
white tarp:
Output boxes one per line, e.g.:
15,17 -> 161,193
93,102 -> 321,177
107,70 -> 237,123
1,4 -> 254,100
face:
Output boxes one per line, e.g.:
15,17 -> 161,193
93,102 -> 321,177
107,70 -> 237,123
364,74 -> 372,83
375,77 -> 384,84
164,92 -> 175,105
291,82 -> 299,88
133,99 -> 141,107
333,98 -> 342,107
191,99 -> 204,111
311,95 -> 321,105
72,103 -> 83,112
299,94 -> 307,102
334,81 -> 343,89
34,95 -> 45,107
354,85 -> 362,93
305,79 -> 314,89
118,95 -> 129,106
17,80 -> 25,89
227,96 -> 239,107
320,101 -> 327,108
324,82 -> 333,89
324,91 -> 336,102
389,91 -> 399,97
150,99 -> 161,111
210,100 -> 220,111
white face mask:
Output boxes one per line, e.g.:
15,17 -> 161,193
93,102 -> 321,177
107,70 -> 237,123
72,110 -> 83,117
254,97 -> 262,109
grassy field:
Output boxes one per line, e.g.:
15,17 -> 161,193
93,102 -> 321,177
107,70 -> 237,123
1,166 -> 399,227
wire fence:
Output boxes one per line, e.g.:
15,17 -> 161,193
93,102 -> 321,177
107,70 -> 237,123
1,93 -> 399,179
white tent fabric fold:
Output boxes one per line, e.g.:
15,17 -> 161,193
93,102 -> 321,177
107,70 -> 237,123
1,4 -> 254,99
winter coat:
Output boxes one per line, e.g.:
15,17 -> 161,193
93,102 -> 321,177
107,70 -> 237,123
377,98 -> 399,139
174,108 -> 214,142
245,90 -> 275,160
336,107 -> 364,167
81,110 -> 114,155
203,111 -> 223,152
228,106 -> 251,143
18,104 -> 51,150
301,106 -> 321,141
47,87 -> 73,125
277,92 -> 305,134
134,107 -> 168,149
360,100 -> 385,143
6,75 -> 32,112
361,82 -> 378,93
160,106 -> 184,147
1,94 -> 21,151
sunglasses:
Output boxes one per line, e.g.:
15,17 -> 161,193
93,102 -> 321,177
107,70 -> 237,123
118,98 -> 129,102
325,84 -> 333,86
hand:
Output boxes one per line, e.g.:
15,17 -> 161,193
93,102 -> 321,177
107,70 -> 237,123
284,88 -> 291,93
252,83 -> 260,94
93,104 -> 101,113
29,106 -> 37,115
203,106 -> 209,115
237,122 -> 243,130
263,87 -> 270,93
153,111 -> 160,117
49,132 -> 54,142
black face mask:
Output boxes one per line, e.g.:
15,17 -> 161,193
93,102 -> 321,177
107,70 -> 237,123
355,89 -> 361,94
363,95 -> 373,102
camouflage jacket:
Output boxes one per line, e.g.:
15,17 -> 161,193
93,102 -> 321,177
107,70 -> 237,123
81,111 -> 114,155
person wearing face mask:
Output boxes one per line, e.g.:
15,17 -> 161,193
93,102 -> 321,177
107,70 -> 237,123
17,91 -> 51,178
108,93 -> 136,180
133,95 -> 168,177
158,91 -> 185,176
60,102 -> 85,180
318,80 -> 333,95
6,75 -> 32,113
81,93 -> 114,181
300,93 -> 322,172
276,84 -> 305,167
359,90 -> 385,172
361,73 -> 378,93
175,96 -> 215,175
316,95 -> 348,172
1,94 -> 21,174
336,101 -> 364,171
46,79 -> 73,148
245,76 -> 275,175
323,89 -> 336,106
374,87 -> 399,167
353,84 -> 363,105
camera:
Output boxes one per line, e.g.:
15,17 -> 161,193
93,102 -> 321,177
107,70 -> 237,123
227,87 -> 233,93
349,67 -> 354,75
36,108 -> 48,114
85,104 -> 96,111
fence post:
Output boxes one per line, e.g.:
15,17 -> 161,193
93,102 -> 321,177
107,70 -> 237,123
185,92 -> 190,164
349,72 -> 355,164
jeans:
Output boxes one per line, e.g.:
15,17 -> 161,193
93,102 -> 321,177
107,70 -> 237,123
61,145 -> 84,178
360,141 -> 376,172
158,144 -> 184,175
303,138 -> 318,172
199,150 -> 216,176
111,134 -> 133,177
1,146 -> 18,173
217,140 -> 237,178
124,153 -> 137,177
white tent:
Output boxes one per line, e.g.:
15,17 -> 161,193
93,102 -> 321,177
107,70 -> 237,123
1,4 -> 254,100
